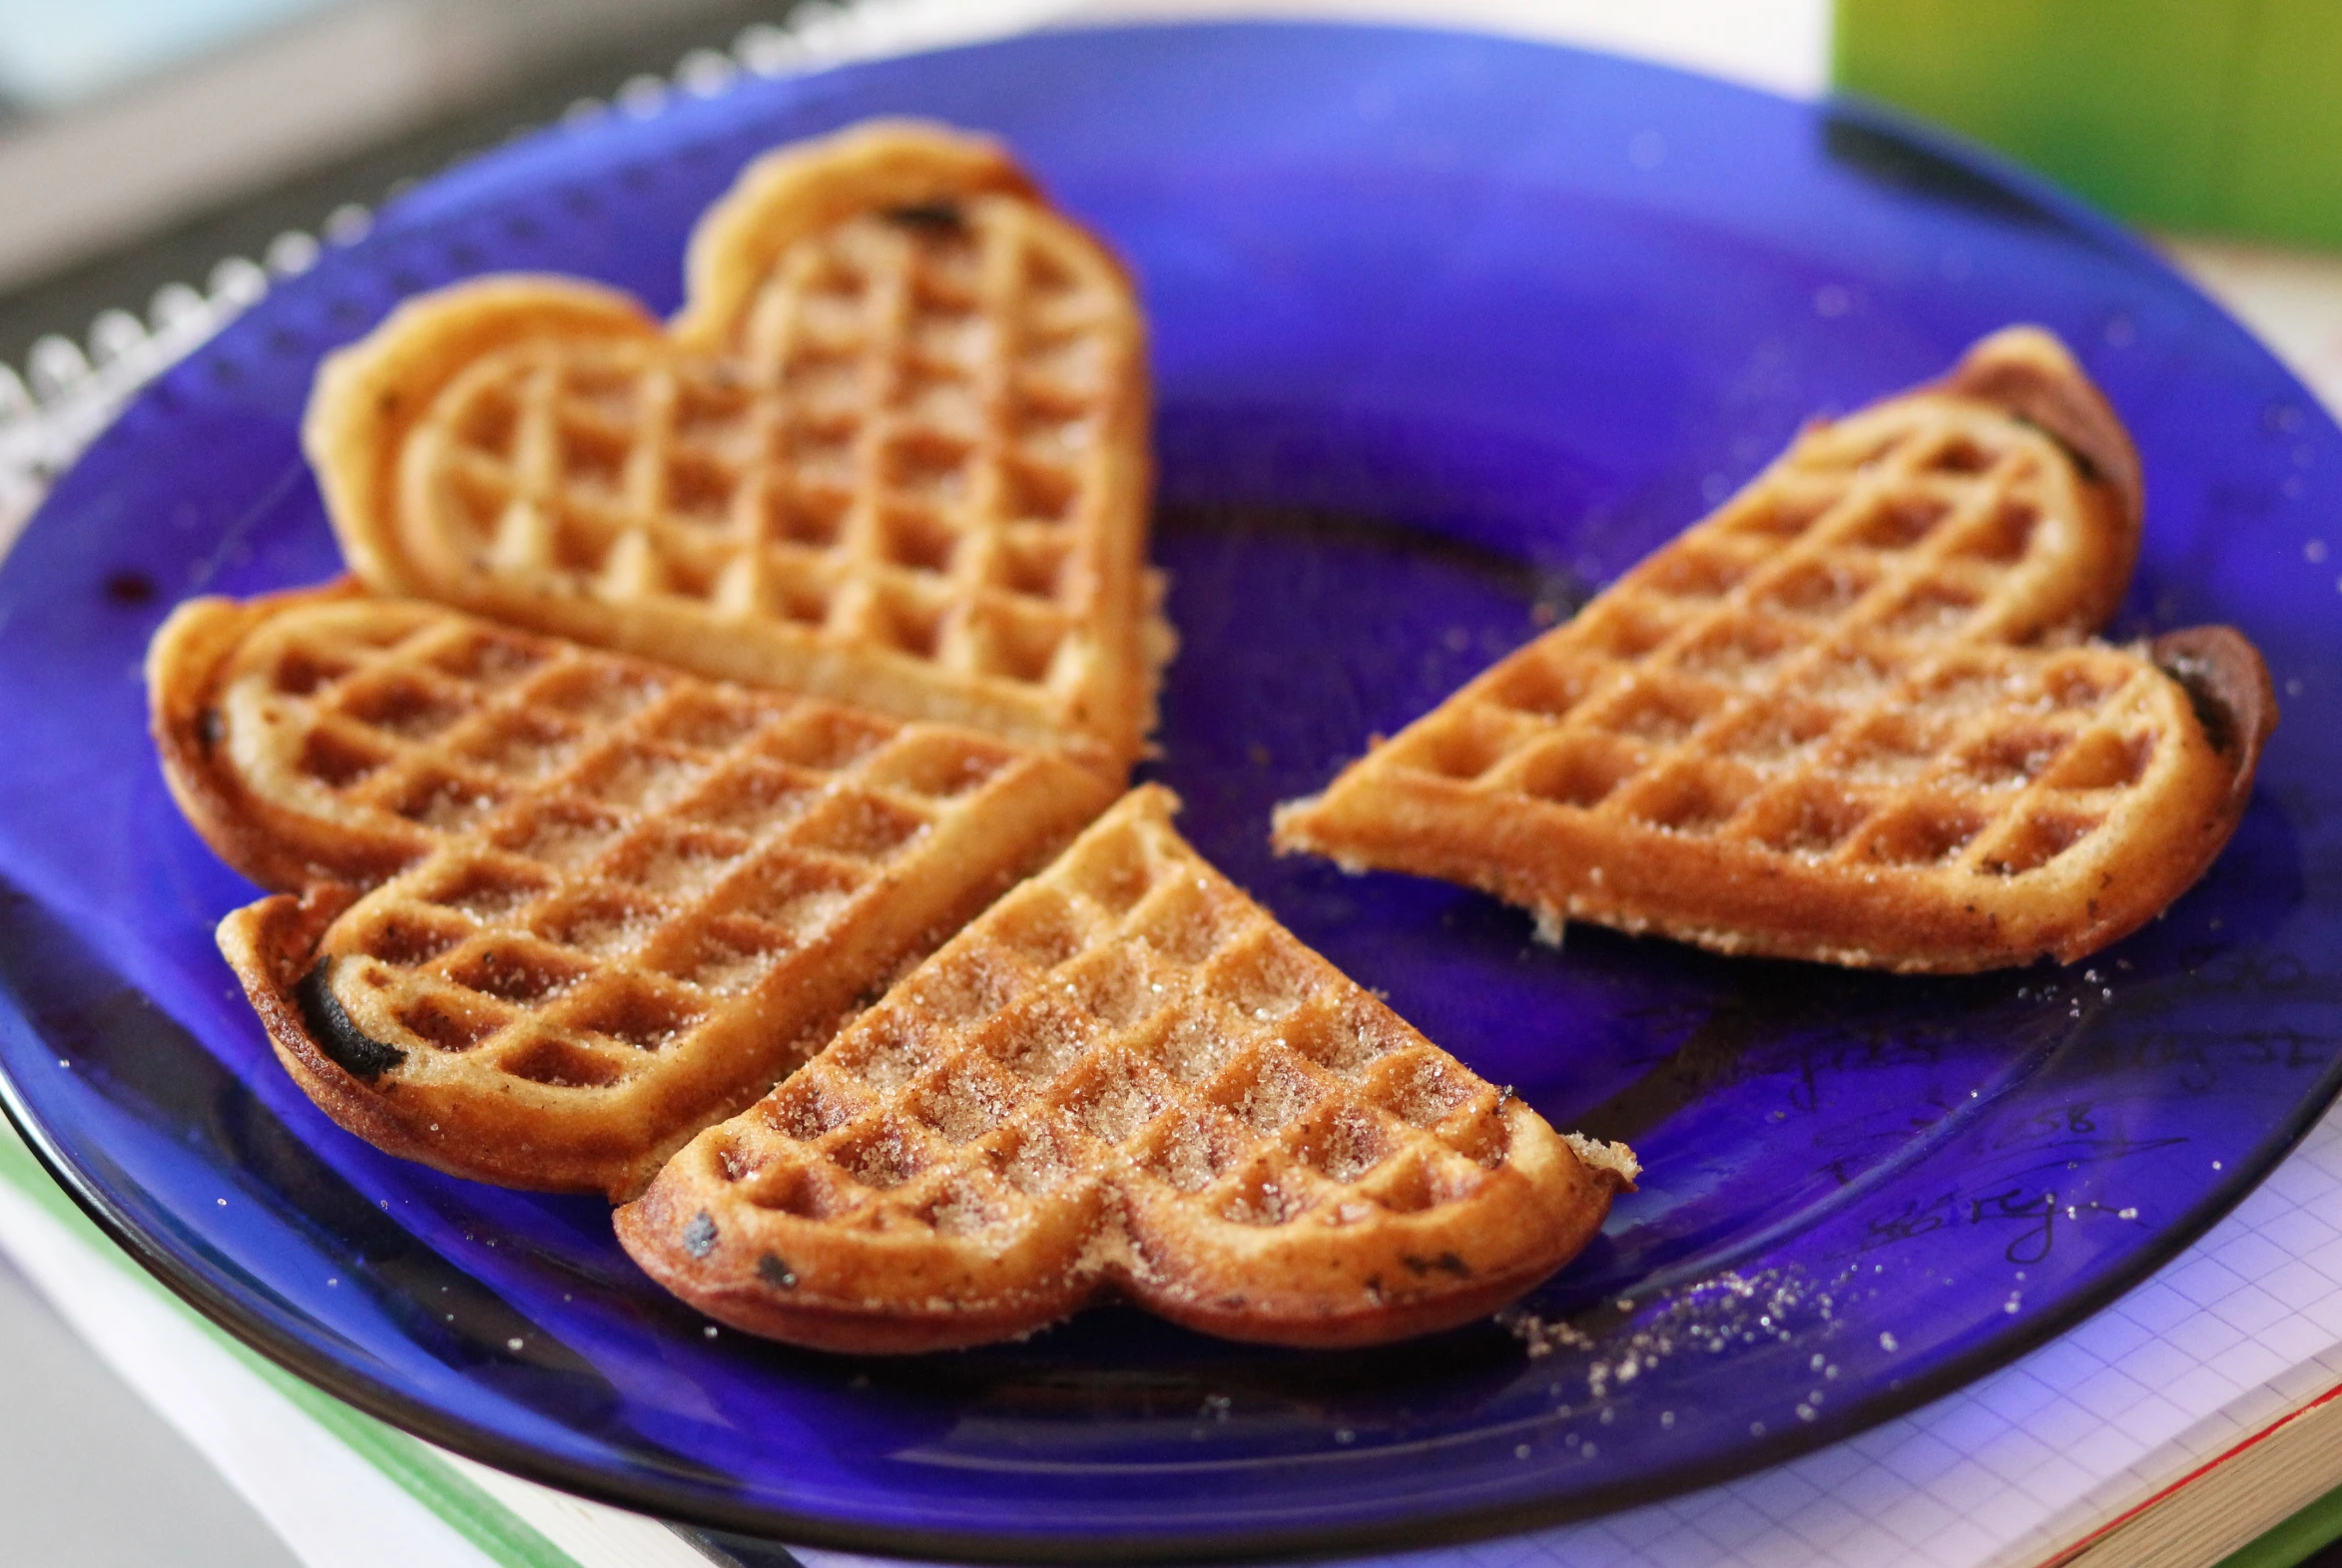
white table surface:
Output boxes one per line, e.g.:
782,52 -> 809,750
0,1248 -> 301,1567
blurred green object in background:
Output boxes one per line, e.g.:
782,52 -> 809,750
1833,0 -> 2342,251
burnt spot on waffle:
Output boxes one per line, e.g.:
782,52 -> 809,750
883,201 -> 965,232
295,957 -> 405,1080
2152,627 -> 2273,769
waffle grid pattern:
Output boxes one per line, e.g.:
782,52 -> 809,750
411,197 -> 1131,708
241,605 -> 1054,1098
695,791 -> 1527,1247
1363,406 -> 2164,887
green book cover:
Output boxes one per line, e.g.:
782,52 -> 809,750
1834,0 -> 2342,250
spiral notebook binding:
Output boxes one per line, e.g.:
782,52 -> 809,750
0,0 -> 1084,555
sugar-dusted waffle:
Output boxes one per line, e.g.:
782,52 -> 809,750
151,587 -> 1114,1197
1274,329 -> 2273,972
619,786 -> 1637,1351
305,119 -> 1165,776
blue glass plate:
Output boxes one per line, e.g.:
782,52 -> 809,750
1,23 -> 2337,1563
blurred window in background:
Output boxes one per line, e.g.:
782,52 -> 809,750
0,0 -> 338,114
0,0 -> 749,295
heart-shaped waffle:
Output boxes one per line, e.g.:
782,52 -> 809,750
1274,329 -> 2274,972
151,586 -> 1114,1197
618,786 -> 1637,1351
306,119 -> 1165,777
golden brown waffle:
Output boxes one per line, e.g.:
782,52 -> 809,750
618,786 -> 1638,1351
1274,329 -> 2274,972
305,119 -> 1165,776
150,586 -> 1114,1197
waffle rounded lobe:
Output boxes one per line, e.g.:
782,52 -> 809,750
1274,329 -> 2275,972
617,785 -> 1637,1352
304,119 -> 1164,776
160,587 -> 1115,1197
